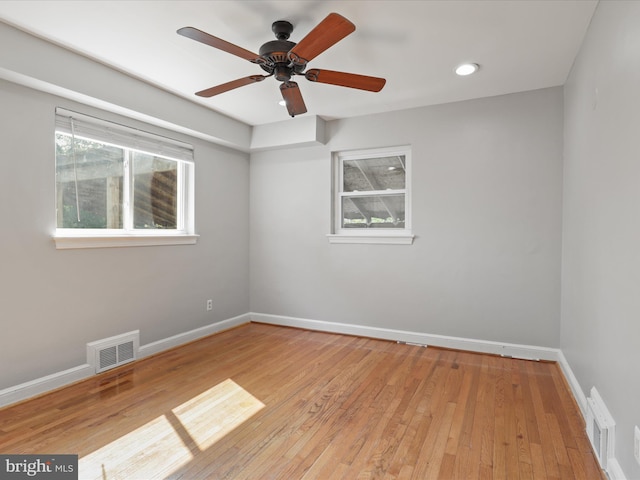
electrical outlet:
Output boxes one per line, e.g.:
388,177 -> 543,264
634,425 -> 640,465
206,299 -> 213,311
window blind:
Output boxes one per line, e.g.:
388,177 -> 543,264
55,108 -> 194,163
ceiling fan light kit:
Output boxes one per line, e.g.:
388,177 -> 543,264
178,13 -> 386,118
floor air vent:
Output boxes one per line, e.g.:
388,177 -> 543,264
586,386 -> 615,471
87,330 -> 139,373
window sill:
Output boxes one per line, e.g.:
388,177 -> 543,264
53,233 -> 199,250
326,233 -> 414,245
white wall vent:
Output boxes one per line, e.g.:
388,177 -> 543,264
87,330 -> 139,374
586,386 -> 616,471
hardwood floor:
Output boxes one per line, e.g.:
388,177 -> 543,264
0,323 -> 605,479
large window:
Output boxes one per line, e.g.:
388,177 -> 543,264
329,145 -> 413,244
54,108 -> 196,249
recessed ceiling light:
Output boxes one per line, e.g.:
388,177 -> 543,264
278,100 -> 286,107
455,63 -> 479,76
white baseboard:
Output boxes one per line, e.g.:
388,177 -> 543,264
0,364 -> 94,409
250,312 -> 560,361
0,313 -> 251,409
607,458 -> 627,480
138,313 -> 251,358
556,350 -> 588,415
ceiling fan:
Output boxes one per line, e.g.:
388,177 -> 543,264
177,13 -> 386,117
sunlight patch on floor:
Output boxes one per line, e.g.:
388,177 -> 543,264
79,379 -> 264,479
172,378 -> 265,451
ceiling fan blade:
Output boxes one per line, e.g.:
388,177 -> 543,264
305,69 -> 386,92
288,13 -> 355,66
178,27 -> 263,64
280,82 -> 307,117
196,75 -> 267,97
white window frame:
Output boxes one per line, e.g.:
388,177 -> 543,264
327,145 -> 414,245
53,108 -> 198,249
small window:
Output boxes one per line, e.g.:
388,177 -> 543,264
54,108 -> 197,249
329,145 -> 413,244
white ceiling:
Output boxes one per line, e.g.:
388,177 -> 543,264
0,0 -> 597,126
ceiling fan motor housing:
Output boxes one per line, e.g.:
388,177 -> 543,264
258,20 -> 305,80
258,39 -> 296,66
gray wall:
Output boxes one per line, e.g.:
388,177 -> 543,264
0,79 -> 250,389
562,1 -> 640,478
250,87 -> 564,347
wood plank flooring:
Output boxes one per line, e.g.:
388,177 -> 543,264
0,323 -> 605,479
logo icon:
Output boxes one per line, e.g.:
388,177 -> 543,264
1,455 -> 78,479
